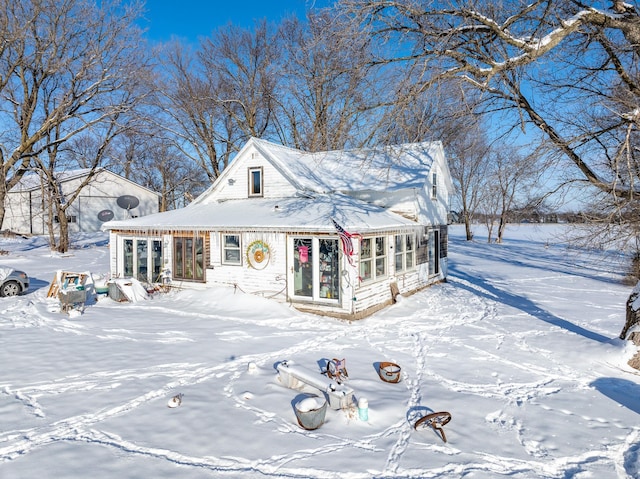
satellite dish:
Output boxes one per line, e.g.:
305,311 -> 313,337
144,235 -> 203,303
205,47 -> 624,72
117,195 -> 140,209
98,210 -> 114,222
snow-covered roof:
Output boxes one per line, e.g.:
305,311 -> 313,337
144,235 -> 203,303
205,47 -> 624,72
251,138 -> 442,194
105,138 -> 448,233
9,168 -> 94,191
104,194 -> 419,233
9,168 -> 160,196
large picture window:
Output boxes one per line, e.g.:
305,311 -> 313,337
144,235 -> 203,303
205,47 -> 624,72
174,235 -> 205,282
360,236 -> 387,282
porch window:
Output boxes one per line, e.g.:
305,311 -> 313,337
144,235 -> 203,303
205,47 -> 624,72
124,239 -> 133,277
292,236 -> 340,302
395,233 -> 416,273
360,236 -> 387,282
222,234 -> 241,265
174,235 -> 205,282
137,240 -> 148,281
123,237 -> 162,282
248,167 -> 263,197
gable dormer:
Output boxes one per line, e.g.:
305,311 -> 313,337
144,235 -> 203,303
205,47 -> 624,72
193,140 -> 299,205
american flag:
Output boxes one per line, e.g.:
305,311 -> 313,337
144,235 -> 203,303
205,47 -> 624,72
332,218 -> 361,265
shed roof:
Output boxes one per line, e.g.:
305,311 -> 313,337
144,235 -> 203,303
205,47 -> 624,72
9,168 -> 160,196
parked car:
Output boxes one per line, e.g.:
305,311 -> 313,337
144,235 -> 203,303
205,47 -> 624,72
0,267 -> 29,297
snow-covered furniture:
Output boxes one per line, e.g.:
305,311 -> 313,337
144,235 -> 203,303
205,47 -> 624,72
276,360 -> 354,410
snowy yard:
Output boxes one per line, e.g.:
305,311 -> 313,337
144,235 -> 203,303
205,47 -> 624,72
1,224 -> 639,478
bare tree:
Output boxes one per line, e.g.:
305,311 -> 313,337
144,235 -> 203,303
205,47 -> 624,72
199,21 -> 280,144
277,11 -> 378,151
472,144 -> 540,243
110,130 -> 206,211
136,142 -> 204,211
494,147 -> 540,243
449,127 -> 492,241
36,122 -> 121,252
478,181 -> 501,244
0,0 -> 149,252
155,21 -> 281,187
155,42 -> 224,184
370,73 -> 497,241
337,0 -> 640,243
0,0 -> 33,210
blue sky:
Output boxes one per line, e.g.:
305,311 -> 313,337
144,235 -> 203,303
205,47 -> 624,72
141,0 -> 333,42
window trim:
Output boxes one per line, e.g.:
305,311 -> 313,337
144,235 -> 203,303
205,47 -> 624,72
248,166 -> 263,197
221,233 -> 242,266
173,234 -> 205,282
121,236 -> 163,283
360,235 -> 387,283
395,233 -> 416,273
291,236 -> 341,303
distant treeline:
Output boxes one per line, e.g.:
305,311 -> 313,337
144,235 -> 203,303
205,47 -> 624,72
450,211 -> 590,224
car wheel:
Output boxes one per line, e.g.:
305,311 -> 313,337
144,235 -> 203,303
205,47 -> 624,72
0,280 -> 21,297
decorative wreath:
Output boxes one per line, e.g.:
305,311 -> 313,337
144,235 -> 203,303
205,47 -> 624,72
246,240 -> 271,270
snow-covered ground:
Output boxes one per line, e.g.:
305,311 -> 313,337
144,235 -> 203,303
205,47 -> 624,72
1,224 -> 638,478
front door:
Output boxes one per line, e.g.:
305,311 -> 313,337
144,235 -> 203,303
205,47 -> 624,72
428,229 -> 440,276
291,236 -> 340,302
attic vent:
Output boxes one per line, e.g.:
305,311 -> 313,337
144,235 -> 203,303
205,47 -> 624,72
251,152 -> 257,159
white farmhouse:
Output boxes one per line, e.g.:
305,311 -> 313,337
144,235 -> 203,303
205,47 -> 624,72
103,138 -> 453,319
2,168 -> 160,235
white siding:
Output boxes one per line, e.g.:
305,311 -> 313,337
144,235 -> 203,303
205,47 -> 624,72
3,191 -> 35,234
3,170 -> 159,234
106,138 -> 453,319
206,231 -> 288,300
350,231 -> 445,317
206,147 -> 297,202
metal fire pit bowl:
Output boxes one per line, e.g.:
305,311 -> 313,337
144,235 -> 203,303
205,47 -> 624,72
378,361 -> 402,383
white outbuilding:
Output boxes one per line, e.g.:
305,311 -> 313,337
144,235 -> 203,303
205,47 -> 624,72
103,138 -> 453,319
2,168 -> 160,235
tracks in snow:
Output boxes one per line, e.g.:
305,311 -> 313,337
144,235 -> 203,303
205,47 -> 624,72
2,279 -> 638,477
